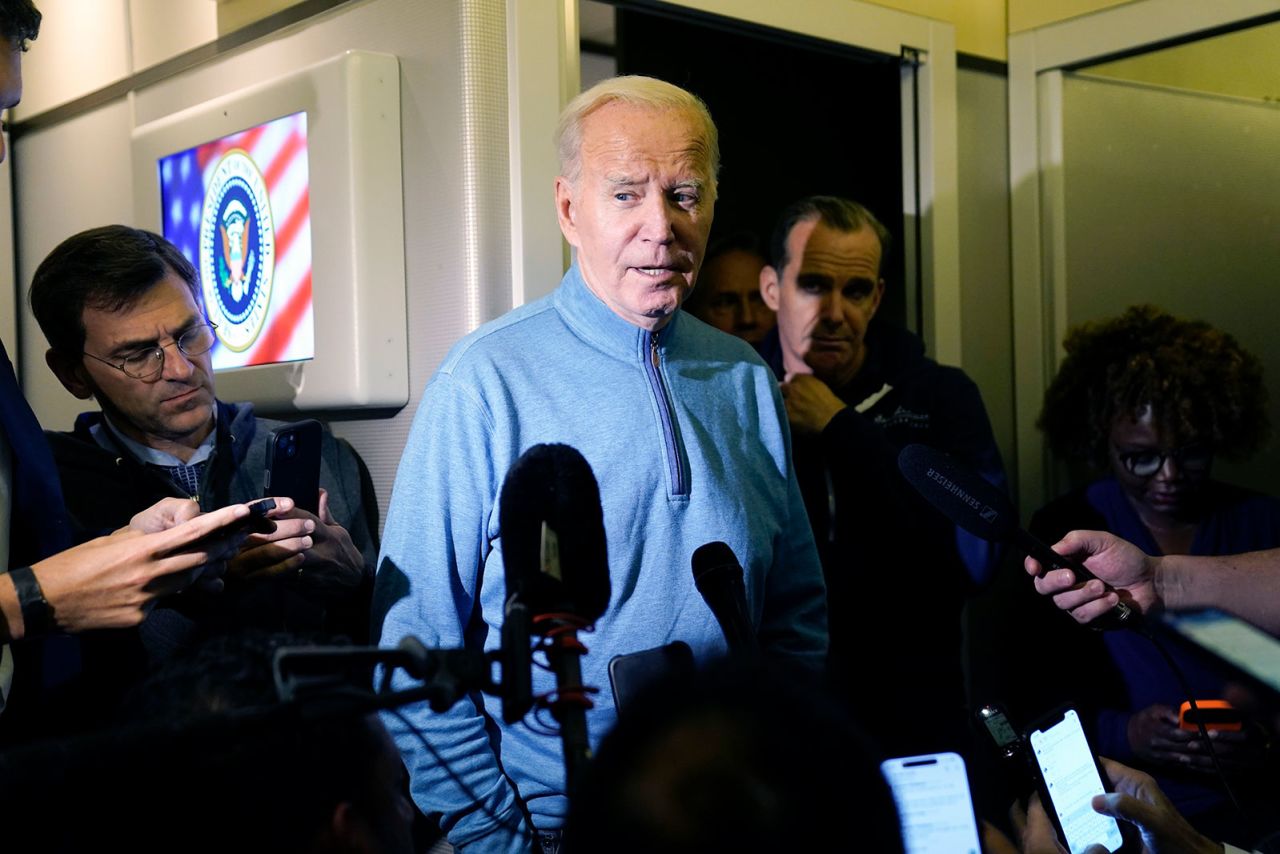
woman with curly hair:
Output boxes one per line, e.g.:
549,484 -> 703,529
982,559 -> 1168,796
1028,304 -> 1279,840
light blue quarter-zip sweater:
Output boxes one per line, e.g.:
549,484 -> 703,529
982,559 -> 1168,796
373,264 -> 827,853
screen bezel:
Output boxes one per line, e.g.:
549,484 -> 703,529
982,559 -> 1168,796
132,50 -> 406,414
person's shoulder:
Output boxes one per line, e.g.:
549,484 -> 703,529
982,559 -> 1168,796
676,312 -> 769,366
45,412 -> 113,462
437,292 -> 561,376
44,424 -> 107,464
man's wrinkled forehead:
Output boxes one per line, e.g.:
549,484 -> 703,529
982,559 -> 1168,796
788,217 -> 882,274
580,104 -> 714,182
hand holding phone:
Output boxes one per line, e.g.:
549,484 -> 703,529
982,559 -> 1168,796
265,420 -> 322,515
1178,699 -> 1243,732
1026,707 -> 1136,853
1091,758 -> 1223,854
184,498 -> 277,551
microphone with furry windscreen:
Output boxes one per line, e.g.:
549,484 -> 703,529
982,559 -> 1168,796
896,443 -> 1142,631
499,442 -> 611,793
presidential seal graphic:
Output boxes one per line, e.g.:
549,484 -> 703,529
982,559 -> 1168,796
199,149 -> 275,353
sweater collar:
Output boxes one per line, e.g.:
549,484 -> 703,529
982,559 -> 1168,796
553,262 -> 680,362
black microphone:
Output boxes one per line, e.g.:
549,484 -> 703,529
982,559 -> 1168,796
896,443 -> 1142,630
691,541 -> 759,656
499,443 -> 611,793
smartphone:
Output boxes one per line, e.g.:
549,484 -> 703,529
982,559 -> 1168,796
264,420 -> 322,515
608,641 -> 694,713
1178,699 -> 1243,732
880,752 -> 981,854
186,498 -> 277,551
1026,707 -> 1134,854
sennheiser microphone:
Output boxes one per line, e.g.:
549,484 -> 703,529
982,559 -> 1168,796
691,541 -> 759,656
896,443 -> 1142,630
499,443 -> 611,793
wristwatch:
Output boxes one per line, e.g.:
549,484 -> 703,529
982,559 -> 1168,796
8,566 -> 54,637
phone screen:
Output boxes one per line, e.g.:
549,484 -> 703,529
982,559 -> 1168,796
880,752 -> 980,854
1028,709 -> 1125,854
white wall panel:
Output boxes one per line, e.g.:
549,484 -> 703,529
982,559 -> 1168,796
14,99 -> 134,429
957,67 -> 1015,486
130,0 -> 218,71
1060,75 -> 1280,493
12,0 -> 130,119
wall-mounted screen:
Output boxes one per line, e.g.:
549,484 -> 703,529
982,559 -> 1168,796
159,111 -> 314,370
133,51 -> 406,413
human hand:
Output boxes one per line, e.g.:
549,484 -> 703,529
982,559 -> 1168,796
232,491 -> 364,595
1008,792 -> 1067,853
779,373 -> 847,434
1024,530 -> 1161,624
29,503 -> 257,634
128,496 -> 201,533
1126,704 -> 1215,768
295,488 -> 366,594
227,496 -> 310,579
128,497 -> 229,593
1138,699 -> 1268,772
1090,758 -> 1221,854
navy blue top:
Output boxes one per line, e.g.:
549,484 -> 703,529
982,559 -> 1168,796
1032,476 -> 1280,817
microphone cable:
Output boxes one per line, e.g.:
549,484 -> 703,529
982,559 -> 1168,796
1130,621 -> 1251,831
385,704 -> 540,846
898,442 -> 1254,829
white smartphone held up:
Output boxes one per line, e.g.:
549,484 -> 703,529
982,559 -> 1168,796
1026,707 -> 1136,854
880,751 -> 981,854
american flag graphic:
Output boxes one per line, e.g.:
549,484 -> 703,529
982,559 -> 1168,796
159,111 -> 314,370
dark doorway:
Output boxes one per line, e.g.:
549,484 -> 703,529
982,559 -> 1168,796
612,4 -> 911,329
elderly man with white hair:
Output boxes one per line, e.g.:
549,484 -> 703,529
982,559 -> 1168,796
373,76 -> 827,853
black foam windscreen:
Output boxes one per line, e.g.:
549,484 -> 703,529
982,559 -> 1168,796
691,540 -> 739,589
499,443 -> 611,623
691,541 -> 758,655
897,443 -> 1018,543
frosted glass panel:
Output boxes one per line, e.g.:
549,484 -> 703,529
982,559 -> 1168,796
1060,75 -> 1280,493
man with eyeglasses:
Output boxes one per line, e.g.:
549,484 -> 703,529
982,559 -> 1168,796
28,225 -> 377,717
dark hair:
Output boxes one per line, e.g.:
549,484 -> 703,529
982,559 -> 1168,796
111,631 -> 397,853
1038,304 -> 1269,468
565,659 -> 903,853
767,195 -> 892,274
29,224 -> 201,354
0,0 -> 40,49
683,230 -> 765,318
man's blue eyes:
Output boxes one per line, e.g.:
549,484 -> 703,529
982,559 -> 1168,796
611,191 -> 699,204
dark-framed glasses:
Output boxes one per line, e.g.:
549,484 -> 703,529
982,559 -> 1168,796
83,321 -> 218,380
1115,442 -> 1212,478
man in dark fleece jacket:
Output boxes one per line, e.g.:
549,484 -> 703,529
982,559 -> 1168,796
758,195 -> 1007,757
28,225 -> 378,723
